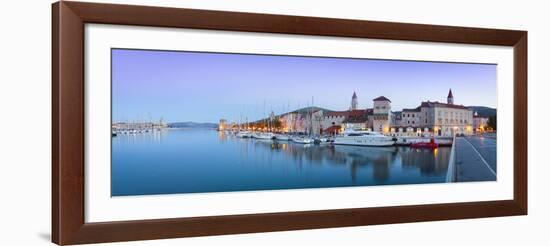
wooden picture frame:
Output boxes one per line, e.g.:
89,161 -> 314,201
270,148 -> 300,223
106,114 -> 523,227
52,1 -> 527,245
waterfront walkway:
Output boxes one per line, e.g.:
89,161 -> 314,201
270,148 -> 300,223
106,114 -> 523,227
452,135 -> 497,182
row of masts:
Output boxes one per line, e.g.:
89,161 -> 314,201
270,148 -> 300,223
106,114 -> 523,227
234,97 -> 317,136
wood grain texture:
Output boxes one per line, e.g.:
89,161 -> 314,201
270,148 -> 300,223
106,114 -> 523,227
52,2 -> 85,245
52,1 -> 528,245
62,1 -> 525,46
513,34 -> 528,213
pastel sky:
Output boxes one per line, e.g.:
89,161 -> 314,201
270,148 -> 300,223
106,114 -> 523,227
112,49 -> 497,123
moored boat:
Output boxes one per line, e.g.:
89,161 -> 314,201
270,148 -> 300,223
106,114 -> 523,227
292,136 -> 314,144
410,138 -> 438,149
274,134 -> 291,141
236,131 -> 252,138
252,132 -> 275,140
314,137 -> 330,144
334,130 -> 396,147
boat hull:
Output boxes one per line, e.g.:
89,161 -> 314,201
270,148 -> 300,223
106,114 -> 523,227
333,141 -> 395,147
292,138 -> 314,144
333,137 -> 395,147
252,133 -> 275,140
274,135 -> 291,141
236,132 -> 252,138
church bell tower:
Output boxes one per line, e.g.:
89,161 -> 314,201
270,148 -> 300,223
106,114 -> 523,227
351,92 -> 358,110
447,89 -> 454,105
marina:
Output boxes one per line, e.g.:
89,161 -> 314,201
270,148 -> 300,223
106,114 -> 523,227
110,48 -> 498,196
112,128 -> 454,196
110,89 -> 497,196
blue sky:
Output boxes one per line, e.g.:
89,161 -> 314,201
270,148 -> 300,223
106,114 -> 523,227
112,49 -> 496,123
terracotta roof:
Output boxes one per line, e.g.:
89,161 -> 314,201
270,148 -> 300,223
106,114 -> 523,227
349,109 -> 366,117
343,117 -> 368,123
343,110 -> 368,123
373,96 -> 391,102
420,101 -> 469,110
325,111 -> 348,117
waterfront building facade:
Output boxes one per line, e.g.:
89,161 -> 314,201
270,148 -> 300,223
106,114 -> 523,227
372,96 -> 392,133
473,111 -> 490,132
270,90 -> 475,137
218,119 -> 227,131
319,90 -> 474,137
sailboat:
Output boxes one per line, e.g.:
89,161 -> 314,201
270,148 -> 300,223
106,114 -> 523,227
252,132 -> 274,140
274,134 -> 291,141
236,131 -> 252,138
292,98 -> 315,144
292,135 -> 313,144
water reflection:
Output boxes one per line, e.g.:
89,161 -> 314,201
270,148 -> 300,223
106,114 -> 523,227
247,139 -> 450,184
112,129 -> 451,196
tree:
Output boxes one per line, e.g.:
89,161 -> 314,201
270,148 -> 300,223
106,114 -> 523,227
488,115 -> 497,130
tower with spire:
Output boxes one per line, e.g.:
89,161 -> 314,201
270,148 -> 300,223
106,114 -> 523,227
351,91 -> 358,110
447,89 -> 454,105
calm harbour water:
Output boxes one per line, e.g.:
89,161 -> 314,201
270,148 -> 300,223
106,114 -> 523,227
112,129 -> 451,196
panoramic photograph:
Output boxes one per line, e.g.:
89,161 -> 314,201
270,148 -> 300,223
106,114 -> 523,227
111,48 -> 497,196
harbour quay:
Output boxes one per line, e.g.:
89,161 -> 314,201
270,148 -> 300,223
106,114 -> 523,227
446,134 -> 497,182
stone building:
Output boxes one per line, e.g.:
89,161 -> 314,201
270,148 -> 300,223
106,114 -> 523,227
284,89 -> 475,137
473,111 -> 490,132
372,96 -> 392,133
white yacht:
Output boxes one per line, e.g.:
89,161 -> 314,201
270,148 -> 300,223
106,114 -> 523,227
236,131 -> 252,138
252,132 -> 275,140
291,136 -> 314,144
274,134 -> 291,141
334,130 -> 396,147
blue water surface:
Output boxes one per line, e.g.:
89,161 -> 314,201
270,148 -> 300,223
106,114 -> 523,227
112,129 -> 450,196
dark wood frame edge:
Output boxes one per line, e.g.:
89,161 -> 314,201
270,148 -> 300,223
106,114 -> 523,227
52,1 -> 527,245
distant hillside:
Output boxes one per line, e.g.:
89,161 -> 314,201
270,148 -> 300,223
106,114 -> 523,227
468,106 -> 496,117
251,106 -> 334,123
289,106 -> 333,115
167,122 -> 218,129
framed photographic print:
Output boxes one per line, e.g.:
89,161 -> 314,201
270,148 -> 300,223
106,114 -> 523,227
52,1 -> 527,245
